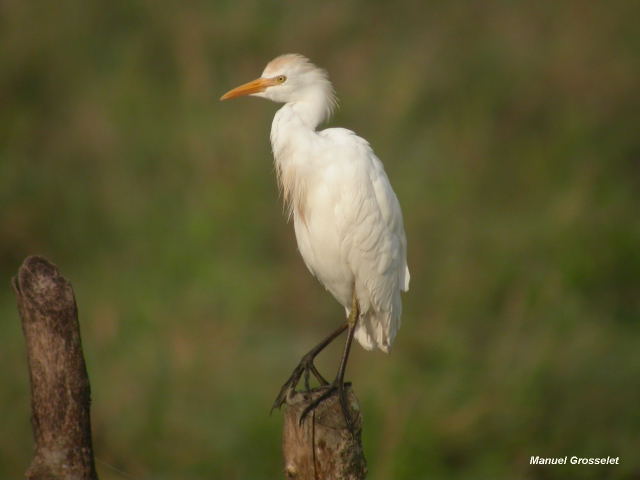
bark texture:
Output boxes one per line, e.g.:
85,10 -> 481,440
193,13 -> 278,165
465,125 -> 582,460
13,256 -> 98,480
282,387 -> 366,480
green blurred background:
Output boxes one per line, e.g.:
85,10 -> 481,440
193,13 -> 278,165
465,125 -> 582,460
1,0 -> 639,478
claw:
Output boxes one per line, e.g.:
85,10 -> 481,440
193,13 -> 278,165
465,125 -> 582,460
271,365 -> 302,412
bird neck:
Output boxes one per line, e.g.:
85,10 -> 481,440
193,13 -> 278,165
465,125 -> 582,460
290,90 -> 332,130
270,88 -> 333,158
271,105 -> 306,166
270,101 -> 324,221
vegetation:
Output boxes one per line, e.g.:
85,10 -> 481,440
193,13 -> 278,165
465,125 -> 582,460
1,1 -> 638,478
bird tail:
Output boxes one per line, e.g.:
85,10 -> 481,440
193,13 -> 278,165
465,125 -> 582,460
402,265 -> 410,292
353,309 -> 399,354
352,266 -> 408,353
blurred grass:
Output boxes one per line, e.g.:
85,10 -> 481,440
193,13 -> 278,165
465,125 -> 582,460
1,0 -> 639,478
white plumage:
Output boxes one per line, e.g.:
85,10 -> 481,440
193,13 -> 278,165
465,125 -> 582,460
221,54 -> 409,353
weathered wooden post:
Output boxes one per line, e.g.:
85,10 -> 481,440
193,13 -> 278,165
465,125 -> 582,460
282,387 -> 367,479
12,256 -> 98,480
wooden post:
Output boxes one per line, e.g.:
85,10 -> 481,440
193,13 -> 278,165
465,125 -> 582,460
12,256 -> 98,480
282,387 -> 367,479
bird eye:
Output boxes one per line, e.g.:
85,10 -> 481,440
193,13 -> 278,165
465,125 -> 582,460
276,75 -> 287,83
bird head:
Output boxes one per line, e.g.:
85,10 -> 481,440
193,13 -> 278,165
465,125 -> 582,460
220,54 -> 337,117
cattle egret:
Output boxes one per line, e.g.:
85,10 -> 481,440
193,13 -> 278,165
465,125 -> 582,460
221,54 -> 410,429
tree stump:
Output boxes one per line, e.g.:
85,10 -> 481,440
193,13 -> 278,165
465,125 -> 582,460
282,386 -> 367,479
12,256 -> 98,480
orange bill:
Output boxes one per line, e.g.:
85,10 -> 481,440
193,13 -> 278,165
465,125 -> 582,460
220,77 -> 277,101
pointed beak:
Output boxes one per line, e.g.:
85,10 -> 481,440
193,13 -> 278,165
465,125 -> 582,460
220,77 -> 276,101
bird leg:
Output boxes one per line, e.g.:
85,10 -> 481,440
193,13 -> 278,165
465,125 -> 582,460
299,292 -> 360,432
271,322 -> 348,412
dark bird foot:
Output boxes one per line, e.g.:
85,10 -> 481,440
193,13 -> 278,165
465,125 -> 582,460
299,379 -> 356,433
271,323 -> 349,412
271,352 -> 329,412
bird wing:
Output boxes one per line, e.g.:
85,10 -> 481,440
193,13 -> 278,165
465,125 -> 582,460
320,128 -> 410,351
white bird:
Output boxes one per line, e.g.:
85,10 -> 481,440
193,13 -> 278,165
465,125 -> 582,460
221,54 -> 409,427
